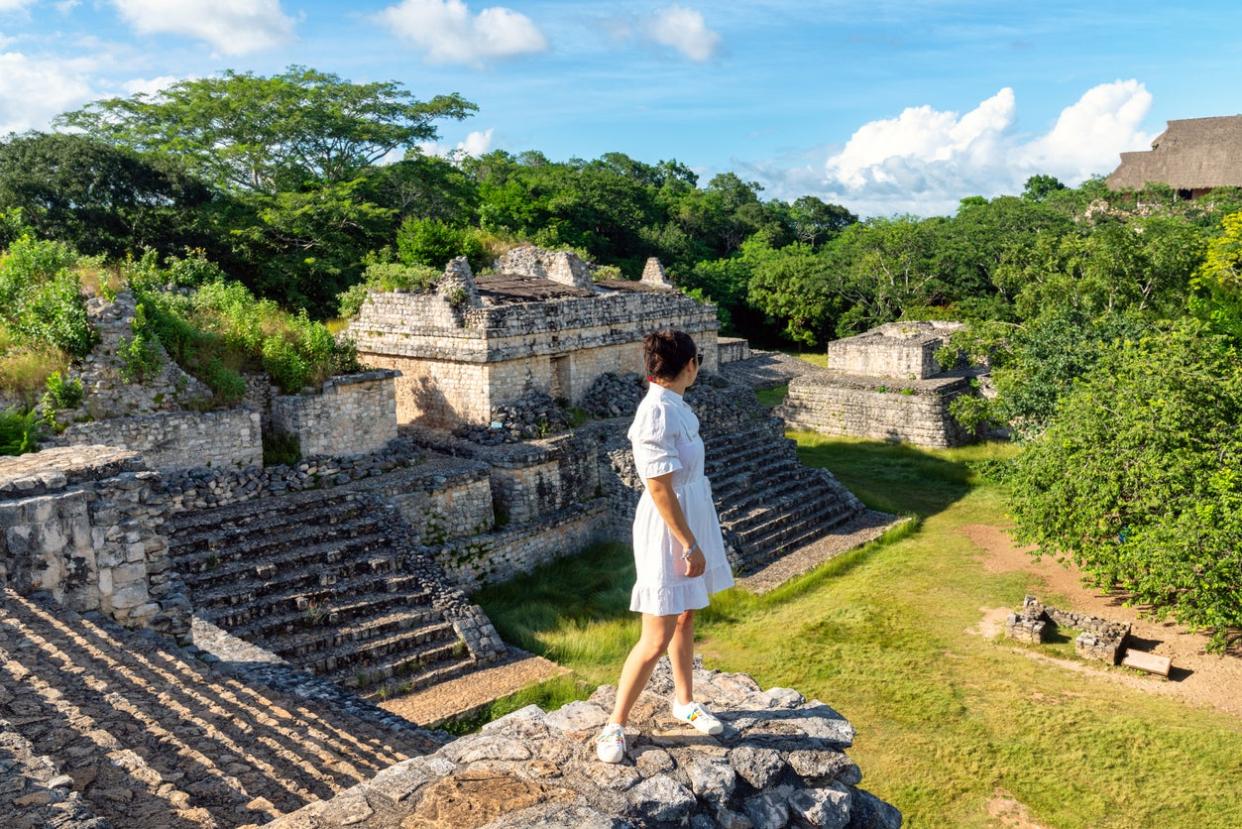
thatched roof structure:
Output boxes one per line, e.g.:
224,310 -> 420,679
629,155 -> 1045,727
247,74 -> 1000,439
1107,115 -> 1242,192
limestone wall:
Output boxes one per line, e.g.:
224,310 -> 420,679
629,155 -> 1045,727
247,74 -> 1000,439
718,336 -> 752,364
51,408 -> 262,472
385,469 -> 496,544
358,353 -> 491,427
778,374 -> 974,448
270,370 -> 399,458
435,501 -> 613,592
0,446 -> 190,640
826,321 -> 962,380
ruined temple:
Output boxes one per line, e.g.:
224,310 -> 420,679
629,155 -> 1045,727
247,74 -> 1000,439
777,321 -> 983,448
346,248 -> 719,428
1106,114 -> 1242,197
0,261 -> 905,828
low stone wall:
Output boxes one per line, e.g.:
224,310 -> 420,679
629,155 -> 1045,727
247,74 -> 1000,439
0,446 -> 190,640
1005,595 -> 1131,664
267,655 -> 902,829
386,466 -> 495,544
718,336 -> 752,364
434,501 -> 613,592
0,718 -> 105,829
777,372 -> 976,448
52,408 -> 262,471
270,370 -> 399,458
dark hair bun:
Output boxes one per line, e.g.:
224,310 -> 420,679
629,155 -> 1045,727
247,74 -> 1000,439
643,329 -> 697,380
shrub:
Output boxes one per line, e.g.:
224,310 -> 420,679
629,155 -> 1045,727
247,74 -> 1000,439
336,255 -> 440,318
0,234 -> 95,356
1006,319 -> 1242,649
0,408 -> 38,455
396,217 -> 487,270
42,370 -> 83,409
0,343 -> 67,404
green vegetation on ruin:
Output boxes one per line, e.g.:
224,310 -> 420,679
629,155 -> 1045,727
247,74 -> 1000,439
471,436 -> 1242,829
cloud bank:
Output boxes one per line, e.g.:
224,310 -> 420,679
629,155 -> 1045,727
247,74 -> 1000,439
0,51 -> 94,135
376,0 -> 547,66
110,0 -> 294,55
760,80 -> 1155,216
416,127 -> 495,159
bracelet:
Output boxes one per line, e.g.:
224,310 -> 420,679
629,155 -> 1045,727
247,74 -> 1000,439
681,542 -> 700,560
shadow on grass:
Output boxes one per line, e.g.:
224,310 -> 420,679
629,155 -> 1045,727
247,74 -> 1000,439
791,434 -> 997,518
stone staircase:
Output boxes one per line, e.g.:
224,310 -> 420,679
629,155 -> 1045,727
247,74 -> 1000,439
703,415 -> 864,574
0,589 -> 444,829
168,485 -> 478,701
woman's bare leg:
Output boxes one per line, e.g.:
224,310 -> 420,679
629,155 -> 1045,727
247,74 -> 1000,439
669,609 -> 695,705
609,613 -> 679,725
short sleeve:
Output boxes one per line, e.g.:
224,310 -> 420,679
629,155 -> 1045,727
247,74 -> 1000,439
628,403 -> 683,479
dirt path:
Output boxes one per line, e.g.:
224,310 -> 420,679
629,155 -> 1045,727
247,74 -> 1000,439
959,523 -> 1242,721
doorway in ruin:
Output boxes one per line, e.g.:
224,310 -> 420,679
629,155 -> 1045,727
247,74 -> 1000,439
550,354 -> 571,404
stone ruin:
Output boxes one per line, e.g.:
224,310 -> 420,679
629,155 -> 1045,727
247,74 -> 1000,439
346,251 -> 719,429
0,246 -> 910,827
777,321 -> 985,448
1005,596 -> 1131,664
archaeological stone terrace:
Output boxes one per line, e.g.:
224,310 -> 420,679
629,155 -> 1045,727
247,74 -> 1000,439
346,248 -> 721,428
777,321 -> 984,448
0,262 -> 910,827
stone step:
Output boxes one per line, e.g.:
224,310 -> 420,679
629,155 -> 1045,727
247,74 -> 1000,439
170,487 -> 371,536
170,497 -> 375,553
191,545 -> 403,609
171,507 -> 380,564
265,606 -> 447,662
203,572 -> 423,629
0,590 -> 429,829
299,620 -> 460,676
360,655 -> 481,703
704,431 -> 792,471
181,531 -> 394,592
717,470 -> 821,523
710,461 -> 805,504
327,636 -> 471,694
736,497 -> 857,551
230,587 -> 436,643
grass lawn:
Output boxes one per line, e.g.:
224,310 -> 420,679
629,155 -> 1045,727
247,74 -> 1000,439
470,434 -> 1242,828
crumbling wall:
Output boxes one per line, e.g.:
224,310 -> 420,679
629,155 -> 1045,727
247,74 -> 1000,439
51,408 -> 263,471
826,321 -> 962,380
0,446 -> 190,640
270,370 -> 399,458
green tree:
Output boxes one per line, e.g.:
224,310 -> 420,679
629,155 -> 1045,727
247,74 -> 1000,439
1006,319 -> 1242,649
1191,210 -> 1242,342
57,66 -> 476,193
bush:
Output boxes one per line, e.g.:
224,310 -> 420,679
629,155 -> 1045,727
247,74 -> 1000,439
0,408 -> 38,455
42,370 -> 83,409
1006,319 -> 1242,649
336,253 -> 440,318
262,429 -> 301,466
396,217 -> 487,270
0,234 -> 95,356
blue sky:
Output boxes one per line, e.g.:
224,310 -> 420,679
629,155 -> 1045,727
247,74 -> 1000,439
1,0 -> 1239,215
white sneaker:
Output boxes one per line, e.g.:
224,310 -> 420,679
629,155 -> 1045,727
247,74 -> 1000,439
595,722 -> 626,763
671,699 -> 723,735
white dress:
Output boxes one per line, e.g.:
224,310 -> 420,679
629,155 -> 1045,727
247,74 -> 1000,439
628,382 -> 735,616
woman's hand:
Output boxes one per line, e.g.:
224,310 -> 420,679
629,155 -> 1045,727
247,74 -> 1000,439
682,543 -> 706,578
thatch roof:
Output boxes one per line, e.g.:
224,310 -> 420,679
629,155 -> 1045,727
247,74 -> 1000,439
1107,115 -> 1242,191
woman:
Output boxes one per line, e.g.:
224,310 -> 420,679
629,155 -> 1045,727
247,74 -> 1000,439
596,329 -> 736,764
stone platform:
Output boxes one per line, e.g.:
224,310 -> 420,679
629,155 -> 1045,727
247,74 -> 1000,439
267,655 -> 902,829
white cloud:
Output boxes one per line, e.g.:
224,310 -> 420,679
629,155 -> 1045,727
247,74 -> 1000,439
375,0 -> 546,67
0,0 -> 34,13
0,51 -> 96,135
55,0 -> 81,12
772,80 -> 1155,216
647,5 -> 719,62
110,0 -> 294,55
120,74 -> 180,97
416,127 -> 495,160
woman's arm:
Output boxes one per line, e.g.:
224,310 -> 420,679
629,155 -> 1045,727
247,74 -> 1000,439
646,471 -> 706,578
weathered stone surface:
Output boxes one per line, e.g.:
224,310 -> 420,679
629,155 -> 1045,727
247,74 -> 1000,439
268,657 -> 901,829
